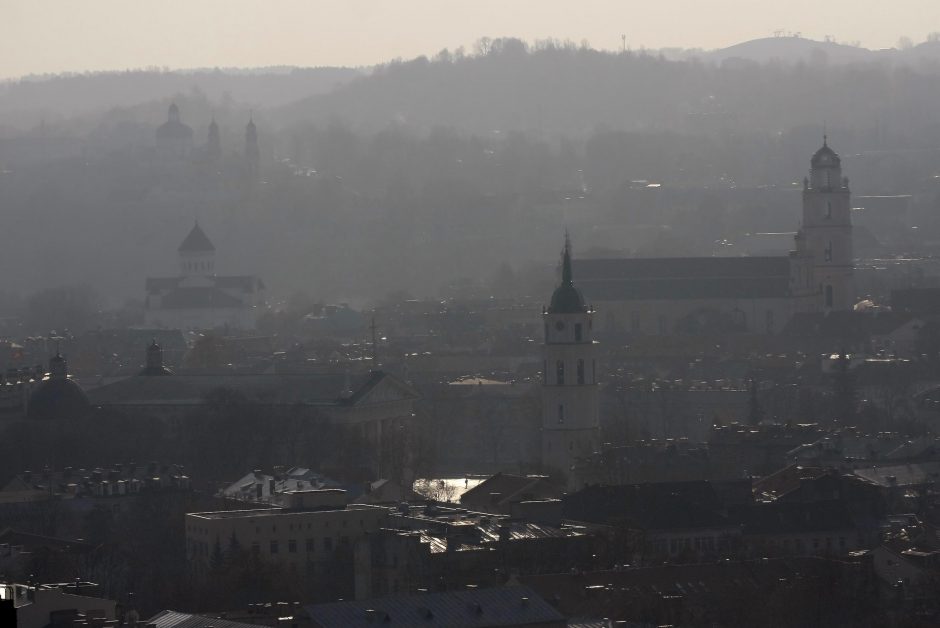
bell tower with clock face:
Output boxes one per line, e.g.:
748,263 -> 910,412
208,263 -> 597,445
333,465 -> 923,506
541,236 -> 600,489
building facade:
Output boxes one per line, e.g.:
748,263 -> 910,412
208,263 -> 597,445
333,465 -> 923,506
144,222 -> 265,330
573,140 -> 855,336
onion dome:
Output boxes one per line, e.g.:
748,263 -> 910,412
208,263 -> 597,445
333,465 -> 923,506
811,135 -> 840,168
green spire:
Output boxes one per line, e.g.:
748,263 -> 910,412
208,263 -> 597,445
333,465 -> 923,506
562,232 -> 573,285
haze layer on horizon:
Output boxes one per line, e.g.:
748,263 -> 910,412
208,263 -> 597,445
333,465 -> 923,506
4,0 -> 939,79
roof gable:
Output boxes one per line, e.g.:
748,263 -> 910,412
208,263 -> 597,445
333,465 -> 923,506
178,223 -> 215,252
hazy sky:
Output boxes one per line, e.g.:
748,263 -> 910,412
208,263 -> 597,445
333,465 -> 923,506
3,0 -> 939,78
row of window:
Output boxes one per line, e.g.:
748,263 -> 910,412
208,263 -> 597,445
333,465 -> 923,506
544,359 -> 595,385
256,536 -> 350,555
183,260 -> 213,272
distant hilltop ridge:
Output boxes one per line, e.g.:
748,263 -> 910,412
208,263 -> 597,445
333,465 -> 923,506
696,35 -> 940,66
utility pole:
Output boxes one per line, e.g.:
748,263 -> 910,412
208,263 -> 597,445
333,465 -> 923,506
370,315 -> 378,368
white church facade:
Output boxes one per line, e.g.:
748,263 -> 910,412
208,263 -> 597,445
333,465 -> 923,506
144,222 -> 265,331
572,140 -> 855,335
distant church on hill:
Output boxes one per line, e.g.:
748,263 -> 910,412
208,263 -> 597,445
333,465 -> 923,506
144,222 -> 265,331
154,103 -> 260,175
572,139 -> 856,335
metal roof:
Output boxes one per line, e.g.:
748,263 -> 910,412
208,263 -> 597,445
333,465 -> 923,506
145,610 -> 266,628
306,585 -> 563,628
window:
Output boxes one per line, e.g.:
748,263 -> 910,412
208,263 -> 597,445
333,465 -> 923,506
556,360 -> 565,385
543,360 -> 547,385
324,537 -> 333,551
577,359 -> 585,384
825,285 -> 834,308
251,542 -> 260,555
824,241 -> 833,262
544,322 -> 549,341
765,310 -> 774,334
270,541 -> 279,554
288,539 -> 297,553
558,404 -> 564,424
825,200 -> 832,219
306,538 -> 315,552
631,311 -> 640,333
574,323 -> 582,342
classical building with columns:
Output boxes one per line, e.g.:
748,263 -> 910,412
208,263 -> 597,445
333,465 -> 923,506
572,140 -> 855,336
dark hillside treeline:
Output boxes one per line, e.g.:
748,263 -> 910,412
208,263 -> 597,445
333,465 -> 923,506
0,66 -> 359,129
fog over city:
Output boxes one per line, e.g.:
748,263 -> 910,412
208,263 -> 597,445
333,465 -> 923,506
4,2 -> 940,627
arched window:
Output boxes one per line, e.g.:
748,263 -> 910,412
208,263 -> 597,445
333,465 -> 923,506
577,359 -> 585,385
825,285 -> 834,308
574,323 -> 582,342
556,360 -> 565,386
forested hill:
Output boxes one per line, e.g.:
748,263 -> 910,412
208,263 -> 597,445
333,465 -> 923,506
0,66 -> 360,124
277,39 -> 940,143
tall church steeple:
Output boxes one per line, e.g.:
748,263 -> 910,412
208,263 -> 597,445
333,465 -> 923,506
245,114 -> 259,177
800,136 -> 855,310
541,236 -> 600,489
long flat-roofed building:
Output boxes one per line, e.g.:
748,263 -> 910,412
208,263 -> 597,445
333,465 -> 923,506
185,489 -> 389,579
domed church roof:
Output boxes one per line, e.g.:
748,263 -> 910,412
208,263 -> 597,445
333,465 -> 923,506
27,354 -> 90,420
548,236 -> 588,314
156,103 -> 194,141
811,136 -> 840,168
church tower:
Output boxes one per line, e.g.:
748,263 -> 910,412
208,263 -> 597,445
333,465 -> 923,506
245,115 -> 260,177
800,137 -> 855,311
207,117 -> 221,164
541,236 -> 600,489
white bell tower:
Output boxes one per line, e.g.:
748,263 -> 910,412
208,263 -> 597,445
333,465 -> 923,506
541,236 -> 600,489
800,137 -> 855,311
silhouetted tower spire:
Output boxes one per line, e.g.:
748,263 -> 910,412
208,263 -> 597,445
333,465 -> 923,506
561,232 -> 574,286
207,117 -> 221,163
245,113 -> 259,177
541,234 -> 599,490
